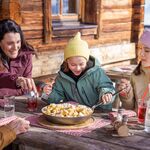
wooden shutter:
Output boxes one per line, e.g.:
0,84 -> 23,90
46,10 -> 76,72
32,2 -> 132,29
82,0 -> 99,24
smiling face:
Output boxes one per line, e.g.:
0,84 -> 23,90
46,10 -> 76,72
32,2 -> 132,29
141,45 -> 150,67
0,32 -> 21,59
67,56 -> 87,76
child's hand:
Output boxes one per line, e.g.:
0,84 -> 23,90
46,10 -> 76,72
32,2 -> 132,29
116,79 -> 131,97
43,84 -> 53,95
100,93 -> 113,104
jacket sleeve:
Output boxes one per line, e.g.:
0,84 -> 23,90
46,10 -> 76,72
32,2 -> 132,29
96,68 -> 115,102
0,73 -> 24,97
20,53 -> 33,95
0,53 -> 32,96
46,75 -> 65,104
22,53 -> 32,78
0,53 -> 32,88
0,125 -> 16,149
0,73 -> 18,88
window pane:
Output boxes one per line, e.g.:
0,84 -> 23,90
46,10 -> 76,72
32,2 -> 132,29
63,0 -> 77,14
52,0 -> 60,14
144,0 -> 150,26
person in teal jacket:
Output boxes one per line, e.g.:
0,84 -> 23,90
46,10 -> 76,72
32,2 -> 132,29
43,32 -> 115,110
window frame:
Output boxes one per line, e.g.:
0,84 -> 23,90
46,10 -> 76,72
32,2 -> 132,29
51,0 -> 79,21
43,0 -> 99,44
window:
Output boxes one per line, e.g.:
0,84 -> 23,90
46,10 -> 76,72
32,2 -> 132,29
144,0 -> 150,27
52,0 -> 79,20
43,0 -> 98,43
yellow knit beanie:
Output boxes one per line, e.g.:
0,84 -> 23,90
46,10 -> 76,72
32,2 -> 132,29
64,32 -> 90,60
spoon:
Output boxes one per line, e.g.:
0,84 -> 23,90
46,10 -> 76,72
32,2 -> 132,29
92,86 -> 127,110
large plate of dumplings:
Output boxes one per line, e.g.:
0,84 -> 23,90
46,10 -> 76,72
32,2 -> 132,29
41,103 -> 93,125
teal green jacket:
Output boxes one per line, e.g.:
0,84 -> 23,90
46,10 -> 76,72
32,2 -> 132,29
46,56 -> 115,110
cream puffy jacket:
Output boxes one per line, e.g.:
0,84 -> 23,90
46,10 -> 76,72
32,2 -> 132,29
119,66 -> 150,112
0,125 -> 16,149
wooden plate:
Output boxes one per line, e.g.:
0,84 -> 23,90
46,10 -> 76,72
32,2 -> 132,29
38,115 -> 95,130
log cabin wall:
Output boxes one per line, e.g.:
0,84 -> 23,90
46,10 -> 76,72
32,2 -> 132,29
0,0 -> 144,79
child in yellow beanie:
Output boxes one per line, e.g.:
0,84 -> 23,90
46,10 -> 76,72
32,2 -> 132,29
43,32 -> 115,110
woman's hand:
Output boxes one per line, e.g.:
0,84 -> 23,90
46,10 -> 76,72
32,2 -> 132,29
100,93 -> 113,104
116,78 -> 131,97
7,118 -> 30,135
16,77 -> 37,94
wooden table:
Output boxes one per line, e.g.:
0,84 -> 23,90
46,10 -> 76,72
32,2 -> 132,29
1,97 -> 150,150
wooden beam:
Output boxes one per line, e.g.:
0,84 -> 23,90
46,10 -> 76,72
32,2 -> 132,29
1,0 -> 21,24
43,0 -> 51,43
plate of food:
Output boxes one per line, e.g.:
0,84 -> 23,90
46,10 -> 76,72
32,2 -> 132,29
41,103 -> 93,125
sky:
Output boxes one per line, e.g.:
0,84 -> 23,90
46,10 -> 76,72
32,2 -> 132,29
144,0 -> 150,25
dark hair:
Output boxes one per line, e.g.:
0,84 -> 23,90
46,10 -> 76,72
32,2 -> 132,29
62,61 -> 70,72
133,61 -> 142,76
0,19 -> 35,52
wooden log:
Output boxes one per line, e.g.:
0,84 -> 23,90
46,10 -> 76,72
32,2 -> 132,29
52,27 -> 97,38
101,0 -> 133,9
21,0 -> 42,11
102,6 -> 144,24
98,31 -> 132,44
101,22 -> 132,32
101,0 -> 144,9
117,125 -> 129,137
101,22 -> 144,33
23,30 -> 43,39
101,8 -> 132,20
1,0 -> 22,24
43,0 -> 52,43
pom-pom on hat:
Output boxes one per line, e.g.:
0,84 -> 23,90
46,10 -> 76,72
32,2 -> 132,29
140,29 -> 150,48
64,32 -> 90,60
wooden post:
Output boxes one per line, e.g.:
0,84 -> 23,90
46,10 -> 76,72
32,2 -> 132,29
95,0 -> 101,39
80,0 -> 85,23
43,0 -> 52,43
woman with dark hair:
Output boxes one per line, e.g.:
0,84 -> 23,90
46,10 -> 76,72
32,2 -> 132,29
0,19 -> 37,97
117,29 -> 150,112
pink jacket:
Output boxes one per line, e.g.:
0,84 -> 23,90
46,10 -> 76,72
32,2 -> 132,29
0,50 -> 33,97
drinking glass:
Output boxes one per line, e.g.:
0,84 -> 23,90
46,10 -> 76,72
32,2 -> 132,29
27,93 -> 38,112
4,96 -> 15,118
145,100 -> 150,133
138,99 -> 147,124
